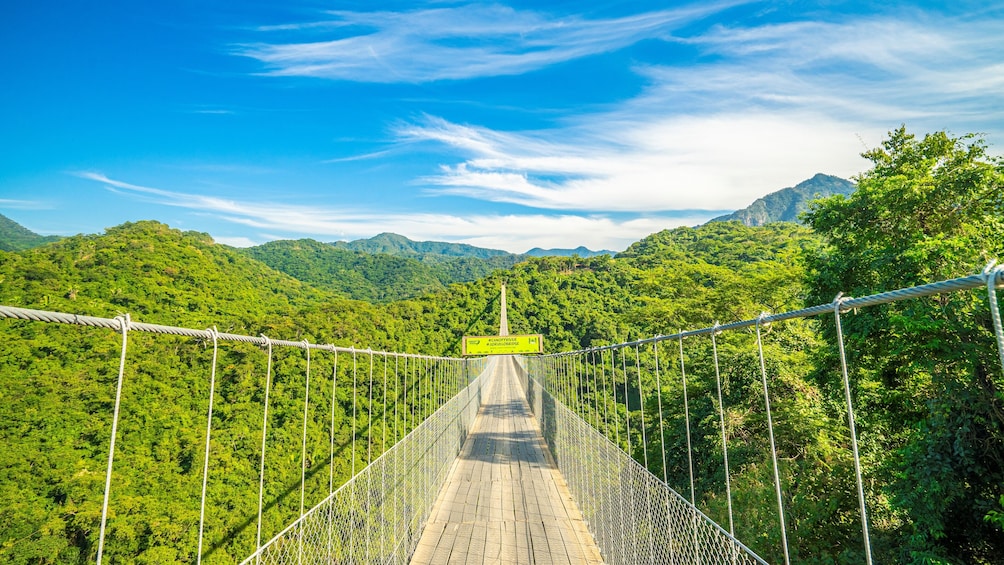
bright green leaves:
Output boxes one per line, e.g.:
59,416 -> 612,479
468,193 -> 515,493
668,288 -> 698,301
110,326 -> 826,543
806,126 -> 1004,563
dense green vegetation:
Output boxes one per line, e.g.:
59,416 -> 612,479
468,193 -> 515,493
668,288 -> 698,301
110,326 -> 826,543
804,127 -> 1004,563
0,223 -> 463,563
246,238 -> 522,302
243,238 -> 450,302
0,213 -> 61,251
0,128 -> 1001,563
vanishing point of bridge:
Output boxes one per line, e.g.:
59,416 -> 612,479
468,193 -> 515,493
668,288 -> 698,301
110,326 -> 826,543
1,265 -> 1003,564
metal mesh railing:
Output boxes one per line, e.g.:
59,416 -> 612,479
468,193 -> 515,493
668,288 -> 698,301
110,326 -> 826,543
243,356 -> 497,564
517,265 -> 1004,565
515,357 -> 767,565
0,305 -> 492,565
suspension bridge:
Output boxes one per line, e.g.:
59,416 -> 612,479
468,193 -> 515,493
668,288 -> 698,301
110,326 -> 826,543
1,264 -> 1003,564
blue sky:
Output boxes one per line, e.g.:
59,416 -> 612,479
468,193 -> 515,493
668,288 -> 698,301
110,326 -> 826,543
2,1 -> 1002,252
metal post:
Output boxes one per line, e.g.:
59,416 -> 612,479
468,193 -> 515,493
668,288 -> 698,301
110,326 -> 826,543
327,348 -> 338,561
680,333 -> 700,564
653,340 -> 668,486
653,340 -> 675,565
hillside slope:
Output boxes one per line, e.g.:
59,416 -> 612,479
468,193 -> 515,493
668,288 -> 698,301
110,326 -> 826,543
243,238 -> 447,302
710,173 -> 856,226
524,246 -> 615,258
0,213 -> 61,251
244,238 -> 519,302
0,221 -> 329,328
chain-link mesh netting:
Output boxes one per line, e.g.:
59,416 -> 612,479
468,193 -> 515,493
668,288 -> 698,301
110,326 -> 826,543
242,357 -> 497,564
517,357 -> 767,565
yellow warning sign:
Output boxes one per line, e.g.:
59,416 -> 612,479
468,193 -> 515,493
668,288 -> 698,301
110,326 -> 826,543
462,334 -> 544,356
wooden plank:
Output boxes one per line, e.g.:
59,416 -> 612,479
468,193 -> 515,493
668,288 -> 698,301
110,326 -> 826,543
410,356 -> 604,564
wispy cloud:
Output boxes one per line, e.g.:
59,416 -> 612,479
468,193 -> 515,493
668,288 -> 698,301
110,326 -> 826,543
0,199 -> 52,210
234,2 -> 742,82
322,148 -> 398,163
77,172 -> 702,251
213,235 -> 259,248
396,11 -> 1004,212
398,112 -> 871,212
661,15 -> 1004,126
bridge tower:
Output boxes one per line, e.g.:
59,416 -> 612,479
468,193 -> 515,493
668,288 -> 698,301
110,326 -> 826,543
499,281 -> 509,337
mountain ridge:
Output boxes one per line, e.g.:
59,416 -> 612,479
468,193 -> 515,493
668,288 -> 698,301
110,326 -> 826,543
334,232 -> 613,260
709,173 -> 856,226
332,232 -> 514,260
525,246 -> 614,258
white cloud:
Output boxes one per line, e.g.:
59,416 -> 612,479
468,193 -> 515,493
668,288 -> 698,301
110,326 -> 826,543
213,235 -> 259,247
658,15 -> 1004,130
235,2 -> 744,82
78,172 -> 700,252
400,112 -> 873,212
395,11 -> 1004,213
0,199 -> 52,210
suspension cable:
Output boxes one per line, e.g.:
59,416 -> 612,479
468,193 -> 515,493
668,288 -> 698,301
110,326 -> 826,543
833,296 -> 873,565
711,325 -> 735,539
96,314 -> 129,565
196,327 -> 219,565
254,336 -> 273,565
756,314 -> 790,565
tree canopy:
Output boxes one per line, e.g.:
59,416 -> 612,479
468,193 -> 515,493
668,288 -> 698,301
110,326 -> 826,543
805,126 -> 1004,563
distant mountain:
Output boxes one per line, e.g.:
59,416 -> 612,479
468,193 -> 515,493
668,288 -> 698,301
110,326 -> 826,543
333,232 -> 513,261
257,235 -> 621,301
334,232 -> 615,262
244,239 -> 448,303
524,246 -> 614,258
710,173 -> 856,226
245,238 -> 521,302
0,213 -> 60,251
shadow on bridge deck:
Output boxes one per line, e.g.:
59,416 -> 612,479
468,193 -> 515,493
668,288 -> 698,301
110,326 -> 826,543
410,356 -> 604,565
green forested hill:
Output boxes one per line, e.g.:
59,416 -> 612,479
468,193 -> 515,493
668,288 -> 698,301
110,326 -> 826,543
0,129 -> 1002,565
246,238 -> 521,302
332,231 -> 515,260
0,213 -> 61,251
524,245 -> 615,257
243,238 -> 448,302
0,221 -> 332,330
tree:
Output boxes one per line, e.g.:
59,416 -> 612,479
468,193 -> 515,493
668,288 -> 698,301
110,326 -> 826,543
805,126 -> 1004,563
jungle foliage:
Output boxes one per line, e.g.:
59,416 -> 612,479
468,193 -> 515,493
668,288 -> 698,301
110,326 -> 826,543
0,127 -> 1002,563
244,238 -> 522,302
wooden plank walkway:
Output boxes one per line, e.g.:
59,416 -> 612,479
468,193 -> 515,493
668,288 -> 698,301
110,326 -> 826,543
410,357 -> 604,565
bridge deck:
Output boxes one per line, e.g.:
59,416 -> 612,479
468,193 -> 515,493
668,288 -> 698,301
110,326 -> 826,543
410,357 -> 604,565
